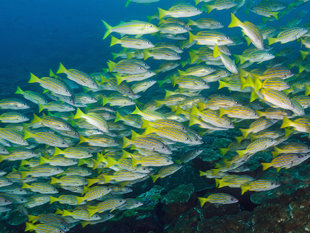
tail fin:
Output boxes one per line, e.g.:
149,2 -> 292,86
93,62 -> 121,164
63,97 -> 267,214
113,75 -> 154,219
228,13 -> 242,28
188,31 -> 196,45
240,128 -> 250,139
102,20 -> 113,40
143,49 -> 151,60
125,0 -> 130,7
15,86 -> 24,95
261,162 -> 271,171
151,174 -> 159,183
74,108 -> 86,119
122,137 -> 131,148
198,197 -> 208,207
213,44 -> 221,58
114,112 -> 123,123
158,8 -> 167,19
57,63 -> 67,74
110,36 -> 120,47
241,184 -> 250,195
53,147 -> 64,156
29,73 -> 40,84
280,116 -> 294,128
25,222 -> 36,232
268,37 -> 277,45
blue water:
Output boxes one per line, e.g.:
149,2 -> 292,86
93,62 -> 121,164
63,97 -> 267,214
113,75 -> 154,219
0,0 -> 165,96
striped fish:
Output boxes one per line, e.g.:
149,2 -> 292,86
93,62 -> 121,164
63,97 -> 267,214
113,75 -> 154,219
0,98 -> 30,110
0,112 -> 29,123
0,128 -> 28,146
74,108 -> 109,133
158,4 -> 202,18
241,179 -> 280,194
88,198 -> 126,217
273,143 -> 310,157
57,63 -> 98,89
237,138 -> 276,157
228,13 -> 264,50
29,73 -> 73,97
260,88 -> 294,110
24,130 -> 69,147
262,153 -> 310,171
151,164 -> 182,182
268,27 -> 308,45
188,30 -> 233,46
15,86 -> 47,105
102,20 -> 158,39
191,105 -> 233,128
51,176 -> 87,187
123,132 -> 171,154
110,36 -> 154,49
219,106 -> 258,119
198,193 -> 238,207
240,118 -> 276,139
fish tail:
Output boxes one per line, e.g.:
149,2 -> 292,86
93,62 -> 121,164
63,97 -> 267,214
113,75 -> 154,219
189,116 -> 199,127
111,36 -> 121,48
53,147 -> 64,156
143,49 -> 151,60
74,108 -> 86,119
37,104 -> 45,113
50,177 -> 59,185
305,85 -> 310,96
125,0 -> 130,7
107,60 -> 116,72
57,62 -> 67,74
189,51 -> 198,64
280,116 -> 294,128
250,90 -> 259,102
15,86 -> 24,95
151,174 -> 158,183
31,113 -> 41,124
240,128 -> 250,139
190,105 -> 200,116
300,50 -> 308,60
235,136 -> 243,144
188,31 -> 196,45
114,111 -> 123,123
39,156 -> 49,165
25,222 -> 36,232
75,197 -> 85,205
158,8 -> 167,19
218,108 -> 225,117
198,197 -> 208,207
28,73 -> 40,84
218,81 -> 227,90
219,148 -> 229,155
268,37 -> 277,45
228,13 -> 242,28
213,44 -> 221,58
241,184 -> 249,195
205,5 -> 214,13
114,73 -> 124,85
299,65 -> 305,73
261,162 -> 271,171
122,136 -> 131,148
49,196 -> 58,204
271,12 -> 279,20
102,20 -> 113,39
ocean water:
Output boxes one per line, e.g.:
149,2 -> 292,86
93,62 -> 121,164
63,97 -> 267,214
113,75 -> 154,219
1,0 -> 310,232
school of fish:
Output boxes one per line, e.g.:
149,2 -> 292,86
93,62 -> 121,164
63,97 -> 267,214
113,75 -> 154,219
0,0 -> 310,232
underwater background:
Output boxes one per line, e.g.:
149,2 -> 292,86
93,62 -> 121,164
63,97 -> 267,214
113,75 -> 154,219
1,0 -> 310,232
